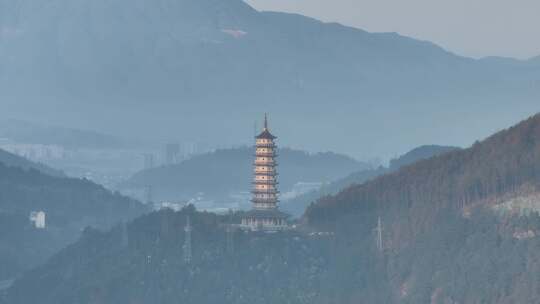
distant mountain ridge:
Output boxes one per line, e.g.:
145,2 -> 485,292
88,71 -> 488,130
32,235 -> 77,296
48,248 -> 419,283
1,0 -> 538,156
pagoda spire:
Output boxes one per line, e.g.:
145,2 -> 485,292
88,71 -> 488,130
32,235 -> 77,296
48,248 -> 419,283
264,113 -> 268,130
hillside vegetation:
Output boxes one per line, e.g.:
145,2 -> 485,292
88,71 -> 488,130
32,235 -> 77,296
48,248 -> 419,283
284,145 -> 458,216
5,115 -> 540,303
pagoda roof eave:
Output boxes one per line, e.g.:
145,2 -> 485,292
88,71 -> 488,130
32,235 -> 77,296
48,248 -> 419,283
255,129 -> 277,140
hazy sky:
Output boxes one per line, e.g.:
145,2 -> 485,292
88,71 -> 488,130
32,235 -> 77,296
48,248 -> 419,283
246,0 -> 540,60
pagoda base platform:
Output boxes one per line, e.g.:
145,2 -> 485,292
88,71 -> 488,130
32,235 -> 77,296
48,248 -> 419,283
240,208 -> 290,232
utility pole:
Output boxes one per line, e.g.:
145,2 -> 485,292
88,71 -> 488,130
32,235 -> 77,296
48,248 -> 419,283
183,215 -> 192,265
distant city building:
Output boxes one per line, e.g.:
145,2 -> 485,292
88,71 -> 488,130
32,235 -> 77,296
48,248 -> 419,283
241,114 -> 289,231
29,211 -> 46,229
144,185 -> 153,204
143,153 -> 155,170
181,142 -> 199,160
165,143 -> 180,165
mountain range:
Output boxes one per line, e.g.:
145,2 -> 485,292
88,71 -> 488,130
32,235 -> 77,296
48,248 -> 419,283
5,113 -> 540,303
1,0 -> 538,157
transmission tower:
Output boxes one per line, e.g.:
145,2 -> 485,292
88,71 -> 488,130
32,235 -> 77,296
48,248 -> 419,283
227,224 -> 235,256
224,210 -> 235,255
183,215 -> 192,264
375,216 -> 384,252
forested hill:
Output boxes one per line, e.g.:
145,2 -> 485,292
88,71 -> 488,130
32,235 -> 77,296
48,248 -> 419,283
284,145 -> 459,216
6,115 -> 540,303
0,148 -> 64,177
306,112 -> 540,237
123,147 -> 368,201
6,114 -> 540,303
0,163 -> 148,280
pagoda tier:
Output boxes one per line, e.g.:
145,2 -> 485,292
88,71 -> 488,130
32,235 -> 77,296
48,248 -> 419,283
240,114 -> 289,232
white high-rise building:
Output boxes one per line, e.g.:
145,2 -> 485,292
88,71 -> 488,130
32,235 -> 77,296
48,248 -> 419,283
29,211 -> 46,229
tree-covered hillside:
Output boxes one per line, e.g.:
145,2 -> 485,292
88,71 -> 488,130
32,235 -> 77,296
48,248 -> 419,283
0,163 -> 149,280
283,145 -> 459,216
4,206 -> 540,303
306,114 -> 540,234
5,114 -> 540,303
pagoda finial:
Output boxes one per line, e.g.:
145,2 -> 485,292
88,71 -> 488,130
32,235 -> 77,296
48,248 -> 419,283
264,113 -> 268,130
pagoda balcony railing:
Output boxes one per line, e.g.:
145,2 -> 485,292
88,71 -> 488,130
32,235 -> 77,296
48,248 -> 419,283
251,189 -> 280,194
254,152 -> 278,157
254,171 -> 278,176
255,143 -> 276,148
252,180 -> 279,185
251,198 -> 280,203
254,161 -> 278,166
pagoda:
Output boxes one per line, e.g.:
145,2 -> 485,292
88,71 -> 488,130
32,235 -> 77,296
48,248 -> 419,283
241,114 -> 288,231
